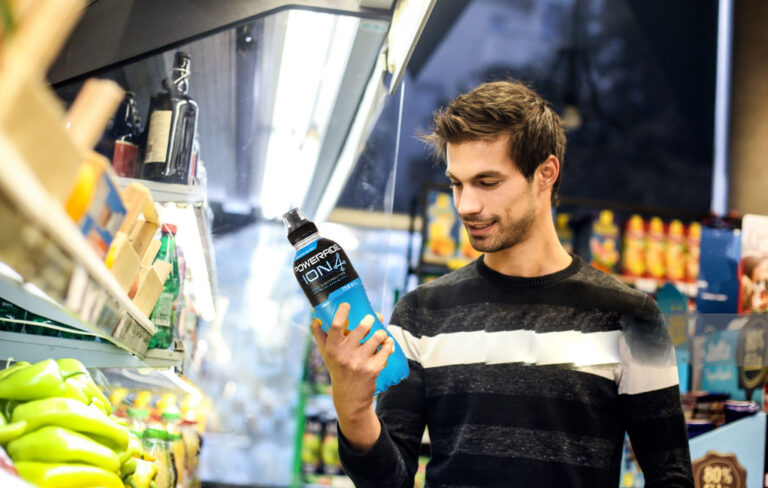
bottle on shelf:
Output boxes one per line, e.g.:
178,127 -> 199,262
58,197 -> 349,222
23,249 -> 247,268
111,92 -> 141,177
149,224 -> 180,349
143,428 -> 175,488
141,51 -> 199,184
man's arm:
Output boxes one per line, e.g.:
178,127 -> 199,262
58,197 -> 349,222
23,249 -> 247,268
311,295 -> 425,488
619,297 -> 693,488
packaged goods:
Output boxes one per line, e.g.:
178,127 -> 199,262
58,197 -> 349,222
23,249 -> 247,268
283,208 -> 408,394
621,215 -> 646,278
666,220 -> 686,282
149,224 -> 180,349
645,216 -> 667,280
589,210 -> 620,274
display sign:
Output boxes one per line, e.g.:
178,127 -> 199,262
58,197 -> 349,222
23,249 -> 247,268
696,227 -> 741,314
692,451 -> 746,488
739,215 -> 768,314
735,315 -> 768,401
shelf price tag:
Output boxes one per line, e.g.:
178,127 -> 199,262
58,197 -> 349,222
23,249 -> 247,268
693,451 -> 746,488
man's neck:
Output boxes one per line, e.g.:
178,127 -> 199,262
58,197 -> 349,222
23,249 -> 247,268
483,216 -> 572,278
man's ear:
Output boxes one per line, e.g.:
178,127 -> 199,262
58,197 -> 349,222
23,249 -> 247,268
536,155 -> 560,196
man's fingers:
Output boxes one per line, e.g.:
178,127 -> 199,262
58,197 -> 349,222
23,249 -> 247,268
310,319 -> 327,354
361,329 -> 388,356
327,303 -> 351,345
376,313 -> 385,324
372,337 -> 395,369
346,314 -> 376,344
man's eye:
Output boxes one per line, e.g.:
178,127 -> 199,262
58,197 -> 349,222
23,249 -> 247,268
479,180 -> 500,187
449,181 -> 461,189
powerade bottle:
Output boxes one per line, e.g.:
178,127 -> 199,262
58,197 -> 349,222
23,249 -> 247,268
283,208 -> 409,395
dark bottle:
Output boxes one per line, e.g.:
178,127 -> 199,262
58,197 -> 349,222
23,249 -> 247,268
141,52 -> 199,184
111,92 -> 141,177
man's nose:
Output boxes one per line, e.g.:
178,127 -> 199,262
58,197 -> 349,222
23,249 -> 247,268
456,187 -> 482,217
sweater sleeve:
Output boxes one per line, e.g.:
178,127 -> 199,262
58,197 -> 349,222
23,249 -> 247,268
618,296 -> 693,488
338,292 -> 426,488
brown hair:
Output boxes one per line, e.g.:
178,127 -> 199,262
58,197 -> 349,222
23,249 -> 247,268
421,80 -> 566,205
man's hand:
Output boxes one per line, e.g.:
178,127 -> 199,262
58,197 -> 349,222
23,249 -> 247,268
311,302 -> 394,452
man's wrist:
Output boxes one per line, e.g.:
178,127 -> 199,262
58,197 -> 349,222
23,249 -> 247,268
337,405 -> 380,453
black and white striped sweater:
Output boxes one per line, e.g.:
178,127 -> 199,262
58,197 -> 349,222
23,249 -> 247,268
338,255 -> 693,487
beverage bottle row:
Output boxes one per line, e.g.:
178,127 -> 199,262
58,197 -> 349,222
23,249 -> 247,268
98,51 -> 199,185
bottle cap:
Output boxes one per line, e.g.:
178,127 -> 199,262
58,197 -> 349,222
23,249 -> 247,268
163,224 -> 178,235
144,428 -> 168,440
282,208 -> 318,245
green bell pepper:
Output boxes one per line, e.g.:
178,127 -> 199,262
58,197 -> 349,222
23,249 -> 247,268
12,397 -> 129,450
57,359 -> 112,414
0,419 -> 26,444
0,359 -> 67,400
0,362 -> 30,381
15,461 -> 124,488
7,425 -> 120,472
120,456 -> 138,478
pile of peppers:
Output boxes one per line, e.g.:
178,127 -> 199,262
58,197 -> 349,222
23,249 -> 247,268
0,359 -> 159,488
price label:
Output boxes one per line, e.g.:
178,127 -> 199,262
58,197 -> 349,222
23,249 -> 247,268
693,451 -> 746,488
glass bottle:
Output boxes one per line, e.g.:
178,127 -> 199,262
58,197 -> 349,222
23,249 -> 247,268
149,224 -> 180,349
111,92 -> 141,177
141,52 -> 199,184
143,428 -> 175,488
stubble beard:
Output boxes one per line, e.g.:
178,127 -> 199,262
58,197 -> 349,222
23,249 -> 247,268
467,196 -> 537,253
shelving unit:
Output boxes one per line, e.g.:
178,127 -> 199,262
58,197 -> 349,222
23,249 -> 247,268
116,177 -> 206,204
0,331 -> 182,369
0,128 -> 191,368
118,177 -> 218,322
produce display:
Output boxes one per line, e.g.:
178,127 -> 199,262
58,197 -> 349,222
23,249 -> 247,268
0,359 -> 162,488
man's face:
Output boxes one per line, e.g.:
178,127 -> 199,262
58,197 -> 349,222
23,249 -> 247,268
445,136 -> 538,254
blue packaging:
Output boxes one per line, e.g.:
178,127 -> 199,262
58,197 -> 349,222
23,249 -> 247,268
284,208 -> 409,395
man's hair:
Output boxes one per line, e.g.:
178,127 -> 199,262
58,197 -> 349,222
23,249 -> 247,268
421,80 -> 566,206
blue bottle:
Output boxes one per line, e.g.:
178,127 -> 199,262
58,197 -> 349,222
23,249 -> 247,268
283,208 -> 409,395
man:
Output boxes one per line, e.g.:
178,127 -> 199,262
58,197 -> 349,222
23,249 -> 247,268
311,80 -> 693,487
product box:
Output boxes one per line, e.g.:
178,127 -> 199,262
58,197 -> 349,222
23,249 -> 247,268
738,214 -> 768,314
699,322 -> 765,404
696,227 -> 741,314
65,153 -> 127,258
589,210 -> 620,274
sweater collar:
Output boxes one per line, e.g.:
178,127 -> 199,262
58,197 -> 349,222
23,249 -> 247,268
475,253 -> 582,288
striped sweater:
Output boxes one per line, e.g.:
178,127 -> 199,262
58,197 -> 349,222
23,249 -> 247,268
338,255 -> 693,487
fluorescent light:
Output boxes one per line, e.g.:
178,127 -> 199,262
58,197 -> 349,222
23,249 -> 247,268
261,11 -> 359,220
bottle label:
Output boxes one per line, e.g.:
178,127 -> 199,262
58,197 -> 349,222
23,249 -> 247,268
113,140 -> 138,177
144,110 -> 172,164
293,238 -> 359,307
152,291 -> 174,327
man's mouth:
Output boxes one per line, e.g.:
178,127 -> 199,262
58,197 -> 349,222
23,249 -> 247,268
465,220 -> 495,235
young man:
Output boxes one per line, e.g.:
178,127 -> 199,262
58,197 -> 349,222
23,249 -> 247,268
311,80 -> 693,487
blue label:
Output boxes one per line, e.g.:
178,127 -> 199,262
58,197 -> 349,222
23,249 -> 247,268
296,240 -> 319,259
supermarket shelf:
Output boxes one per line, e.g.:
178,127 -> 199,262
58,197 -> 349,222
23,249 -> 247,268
0,331 -> 183,369
0,130 -> 155,355
116,177 -> 206,204
616,275 -> 698,297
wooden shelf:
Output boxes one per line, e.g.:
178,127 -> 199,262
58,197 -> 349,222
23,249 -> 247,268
0,130 -> 157,357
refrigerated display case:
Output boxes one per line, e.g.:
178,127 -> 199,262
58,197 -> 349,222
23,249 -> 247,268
0,0 -> 434,486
